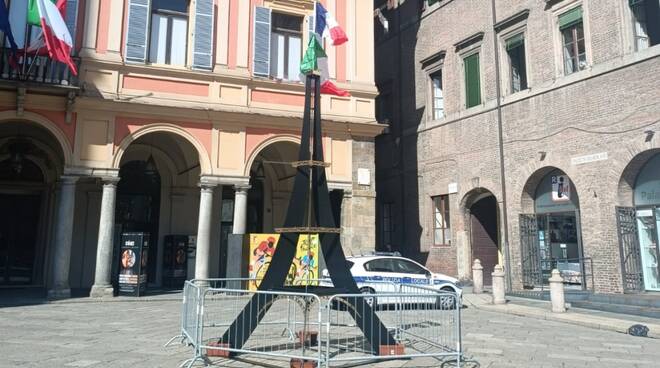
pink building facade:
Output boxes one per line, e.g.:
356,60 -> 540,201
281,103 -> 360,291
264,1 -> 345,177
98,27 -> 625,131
0,0 -> 380,297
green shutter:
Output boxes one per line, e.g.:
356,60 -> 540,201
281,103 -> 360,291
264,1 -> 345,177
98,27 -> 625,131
558,7 -> 583,30
464,53 -> 481,108
506,33 -> 524,50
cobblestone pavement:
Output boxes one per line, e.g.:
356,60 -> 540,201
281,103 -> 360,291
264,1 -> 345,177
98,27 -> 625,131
0,297 -> 658,367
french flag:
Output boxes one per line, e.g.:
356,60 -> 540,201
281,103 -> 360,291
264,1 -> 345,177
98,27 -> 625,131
315,2 -> 348,46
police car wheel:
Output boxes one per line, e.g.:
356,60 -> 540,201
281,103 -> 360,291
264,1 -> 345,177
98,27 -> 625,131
436,287 -> 457,310
360,287 -> 376,307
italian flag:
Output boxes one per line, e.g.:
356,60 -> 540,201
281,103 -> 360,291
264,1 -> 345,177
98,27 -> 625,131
300,36 -> 350,97
28,0 -> 77,75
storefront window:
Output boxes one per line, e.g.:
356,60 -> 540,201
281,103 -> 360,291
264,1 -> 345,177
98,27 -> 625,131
632,154 -> 660,291
521,169 -> 584,288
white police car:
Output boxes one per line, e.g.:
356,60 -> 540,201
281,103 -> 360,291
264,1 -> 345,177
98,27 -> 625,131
323,252 -> 462,309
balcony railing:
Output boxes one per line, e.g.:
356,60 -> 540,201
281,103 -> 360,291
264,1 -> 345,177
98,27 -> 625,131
0,47 -> 80,88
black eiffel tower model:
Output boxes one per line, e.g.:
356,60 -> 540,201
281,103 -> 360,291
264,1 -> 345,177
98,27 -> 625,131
217,74 -> 397,361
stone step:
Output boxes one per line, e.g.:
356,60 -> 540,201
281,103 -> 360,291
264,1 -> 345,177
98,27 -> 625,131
570,300 -> 660,319
585,293 -> 660,308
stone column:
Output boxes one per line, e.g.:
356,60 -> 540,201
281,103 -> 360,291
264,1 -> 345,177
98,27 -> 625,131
491,264 -> 506,305
195,184 -> 216,280
48,176 -> 79,299
549,269 -> 566,313
90,178 -> 120,298
232,184 -> 250,235
80,0 -> 100,57
472,259 -> 483,294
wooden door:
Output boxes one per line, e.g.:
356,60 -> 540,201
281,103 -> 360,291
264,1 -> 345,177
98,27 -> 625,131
470,196 -> 499,285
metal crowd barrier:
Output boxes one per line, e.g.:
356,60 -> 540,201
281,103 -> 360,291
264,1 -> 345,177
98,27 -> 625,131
167,278 -> 462,368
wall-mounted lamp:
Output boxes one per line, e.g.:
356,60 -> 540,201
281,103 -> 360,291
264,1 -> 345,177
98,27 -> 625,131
645,130 -> 655,142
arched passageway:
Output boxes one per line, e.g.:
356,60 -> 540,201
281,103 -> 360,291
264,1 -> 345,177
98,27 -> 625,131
616,150 -> 660,292
519,167 -> 584,289
115,131 -> 202,286
0,121 -> 65,286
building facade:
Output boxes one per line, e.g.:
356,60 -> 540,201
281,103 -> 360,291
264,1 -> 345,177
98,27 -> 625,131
0,0 -> 379,297
374,0 -> 660,294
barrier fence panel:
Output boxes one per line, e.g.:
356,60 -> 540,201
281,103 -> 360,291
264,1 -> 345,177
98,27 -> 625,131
325,289 -> 461,367
199,288 -> 323,366
168,279 -> 462,368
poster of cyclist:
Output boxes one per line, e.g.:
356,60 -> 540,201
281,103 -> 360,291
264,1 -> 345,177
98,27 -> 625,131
248,233 -> 319,290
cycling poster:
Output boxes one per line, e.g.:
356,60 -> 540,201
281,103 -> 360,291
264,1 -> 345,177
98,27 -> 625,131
248,233 -> 319,290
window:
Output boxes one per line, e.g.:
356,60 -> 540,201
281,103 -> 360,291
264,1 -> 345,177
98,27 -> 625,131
430,70 -> 444,119
433,195 -> 451,246
505,33 -> 527,93
394,259 -> 428,275
559,7 -> 586,74
364,259 -> 396,273
630,0 -> 660,50
270,13 -> 303,81
463,53 -> 481,108
149,0 -> 189,66
382,203 -> 393,248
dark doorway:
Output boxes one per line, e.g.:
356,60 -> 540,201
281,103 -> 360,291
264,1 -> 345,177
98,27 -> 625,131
0,193 -> 42,285
470,195 -> 498,285
116,160 -> 161,283
0,157 -> 45,286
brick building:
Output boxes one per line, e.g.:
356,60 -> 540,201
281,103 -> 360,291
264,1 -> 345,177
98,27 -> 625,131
0,0 -> 379,297
374,0 -> 660,295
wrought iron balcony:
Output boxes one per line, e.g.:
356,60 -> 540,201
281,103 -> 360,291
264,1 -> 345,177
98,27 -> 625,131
0,47 -> 80,89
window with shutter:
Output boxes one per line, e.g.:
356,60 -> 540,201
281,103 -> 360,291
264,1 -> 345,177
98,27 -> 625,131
269,12 -> 303,81
253,6 -> 272,77
559,7 -> 586,75
192,0 -> 214,69
630,0 -> 660,50
505,33 -> 527,93
430,70 -> 444,119
148,0 -> 189,66
65,0 -> 79,53
126,0 -> 151,62
463,53 -> 481,108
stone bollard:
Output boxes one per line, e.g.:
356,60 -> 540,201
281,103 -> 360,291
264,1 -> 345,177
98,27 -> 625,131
472,259 -> 484,294
491,264 -> 506,305
549,269 -> 566,313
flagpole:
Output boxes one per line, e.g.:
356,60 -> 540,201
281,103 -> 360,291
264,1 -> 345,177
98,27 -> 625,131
25,44 -> 44,79
20,21 -> 30,79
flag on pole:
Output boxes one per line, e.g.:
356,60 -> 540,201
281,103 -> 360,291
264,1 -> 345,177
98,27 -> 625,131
0,0 -> 19,67
33,0 -> 77,75
314,2 -> 348,46
300,36 -> 350,97
25,1 -> 67,57
28,0 -> 57,26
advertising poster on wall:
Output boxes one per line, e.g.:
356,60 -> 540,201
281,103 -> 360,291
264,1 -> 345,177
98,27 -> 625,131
248,233 -> 319,290
118,232 -> 149,296
551,175 -> 571,202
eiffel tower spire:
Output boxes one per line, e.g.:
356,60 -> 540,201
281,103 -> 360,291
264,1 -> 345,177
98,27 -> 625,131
220,74 -> 396,354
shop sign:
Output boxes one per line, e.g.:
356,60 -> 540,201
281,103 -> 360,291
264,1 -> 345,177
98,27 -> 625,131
551,175 -> 571,202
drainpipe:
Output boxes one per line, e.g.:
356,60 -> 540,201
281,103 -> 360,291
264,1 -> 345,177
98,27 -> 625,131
490,0 -> 513,292
396,0 -> 406,255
